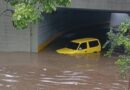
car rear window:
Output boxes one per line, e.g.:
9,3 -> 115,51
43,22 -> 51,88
89,40 -> 99,47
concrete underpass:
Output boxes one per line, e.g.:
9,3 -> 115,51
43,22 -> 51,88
0,1 -> 130,90
38,8 -> 130,52
0,0 -> 130,52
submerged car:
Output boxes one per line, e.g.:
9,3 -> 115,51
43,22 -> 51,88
56,38 -> 101,55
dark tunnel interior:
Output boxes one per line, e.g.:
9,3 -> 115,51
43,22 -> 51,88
42,8 -> 129,51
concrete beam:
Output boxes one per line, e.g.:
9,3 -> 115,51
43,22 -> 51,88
70,0 -> 130,11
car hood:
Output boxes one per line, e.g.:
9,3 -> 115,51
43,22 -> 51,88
56,48 -> 76,54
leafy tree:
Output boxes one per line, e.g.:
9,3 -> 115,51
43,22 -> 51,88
4,0 -> 71,29
103,22 -> 130,90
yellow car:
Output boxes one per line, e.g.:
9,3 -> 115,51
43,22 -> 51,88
56,38 -> 101,55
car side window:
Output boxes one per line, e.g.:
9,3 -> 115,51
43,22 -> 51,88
78,43 -> 87,50
89,40 -> 99,47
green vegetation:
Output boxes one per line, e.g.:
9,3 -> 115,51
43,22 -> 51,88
5,0 -> 71,29
115,55 -> 130,78
104,22 -> 130,57
104,22 -> 130,89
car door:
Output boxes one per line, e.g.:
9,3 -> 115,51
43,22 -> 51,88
88,40 -> 100,53
77,42 -> 87,54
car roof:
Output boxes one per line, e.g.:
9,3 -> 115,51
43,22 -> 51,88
72,38 -> 99,43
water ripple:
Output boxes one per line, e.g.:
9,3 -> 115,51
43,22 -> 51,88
2,79 -> 19,83
2,74 -> 19,78
40,79 -> 86,85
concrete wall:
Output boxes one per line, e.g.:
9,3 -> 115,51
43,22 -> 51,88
70,0 -> 130,11
38,10 -> 74,52
0,0 -> 32,52
110,13 -> 130,27
30,23 -> 38,52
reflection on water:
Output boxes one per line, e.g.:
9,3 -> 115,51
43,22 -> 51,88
73,53 -> 101,61
0,52 -> 128,90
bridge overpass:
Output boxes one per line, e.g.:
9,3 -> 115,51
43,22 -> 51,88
70,0 -> 130,11
0,0 -> 130,52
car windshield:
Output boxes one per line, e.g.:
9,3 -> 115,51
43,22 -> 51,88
66,42 -> 79,50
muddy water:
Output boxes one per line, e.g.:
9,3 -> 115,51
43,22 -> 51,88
0,51 -> 128,90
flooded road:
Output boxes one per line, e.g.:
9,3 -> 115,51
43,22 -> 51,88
0,50 -> 128,90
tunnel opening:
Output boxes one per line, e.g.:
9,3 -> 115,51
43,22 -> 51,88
38,8 -> 130,53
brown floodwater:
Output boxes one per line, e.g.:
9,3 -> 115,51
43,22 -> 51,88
0,47 -> 128,90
